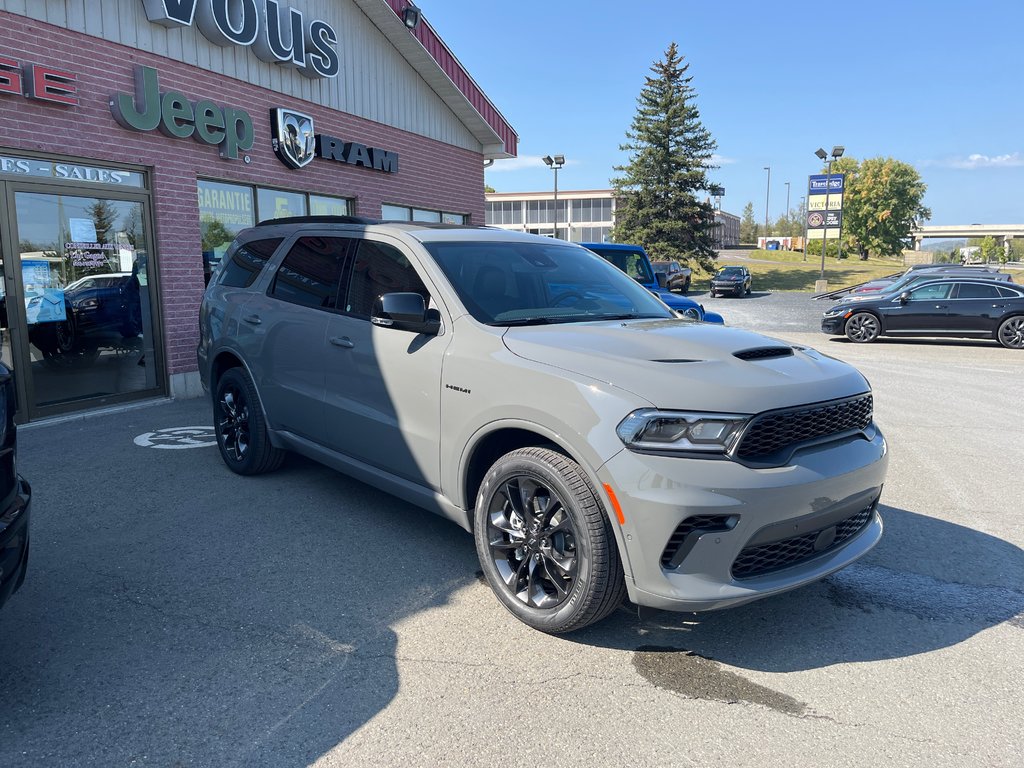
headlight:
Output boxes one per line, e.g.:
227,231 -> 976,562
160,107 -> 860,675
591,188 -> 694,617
823,306 -> 850,318
77,298 -> 99,310
679,307 -> 701,320
616,409 -> 750,454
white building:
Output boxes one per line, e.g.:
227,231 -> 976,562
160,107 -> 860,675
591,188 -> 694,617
485,189 -> 739,247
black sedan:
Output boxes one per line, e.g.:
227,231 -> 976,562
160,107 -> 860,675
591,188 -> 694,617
821,278 -> 1024,349
0,362 -> 31,610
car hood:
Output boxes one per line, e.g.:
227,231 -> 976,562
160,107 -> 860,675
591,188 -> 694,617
502,319 -> 869,412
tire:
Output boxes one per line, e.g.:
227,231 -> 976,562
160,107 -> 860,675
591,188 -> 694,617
845,312 -> 880,343
474,447 -> 626,633
213,367 -> 285,475
745,284 -> 752,295
996,316 -> 1024,349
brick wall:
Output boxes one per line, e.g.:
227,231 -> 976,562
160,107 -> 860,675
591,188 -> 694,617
0,11 -> 486,378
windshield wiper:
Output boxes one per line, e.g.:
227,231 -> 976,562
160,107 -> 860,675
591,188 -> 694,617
489,317 -> 560,326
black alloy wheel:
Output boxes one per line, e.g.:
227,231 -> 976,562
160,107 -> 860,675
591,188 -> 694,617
474,447 -> 626,633
997,316 -> 1024,349
214,367 -> 285,475
845,312 -> 881,343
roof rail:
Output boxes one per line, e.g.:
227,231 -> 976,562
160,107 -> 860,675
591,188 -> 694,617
255,215 -> 380,227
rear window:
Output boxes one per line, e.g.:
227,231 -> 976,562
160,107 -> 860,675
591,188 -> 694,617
219,238 -> 282,288
585,247 -> 655,283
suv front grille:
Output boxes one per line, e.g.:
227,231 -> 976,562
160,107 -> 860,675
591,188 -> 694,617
735,394 -> 872,461
731,506 -> 874,579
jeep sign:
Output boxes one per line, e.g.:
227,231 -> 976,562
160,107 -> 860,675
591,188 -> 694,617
111,66 -> 254,160
140,0 -> 340,79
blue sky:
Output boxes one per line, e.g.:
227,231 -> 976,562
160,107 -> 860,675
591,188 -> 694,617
423,0 -> 1023,225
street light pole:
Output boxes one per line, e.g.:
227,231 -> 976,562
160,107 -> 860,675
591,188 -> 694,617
763,166 -> 771,240
784,181 -> 791,229
543,154 -> 566,239
813,145 -> 845,279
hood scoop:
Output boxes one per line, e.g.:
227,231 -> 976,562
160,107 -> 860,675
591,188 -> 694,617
734,346 -> 794,361
651,358 -> 702,364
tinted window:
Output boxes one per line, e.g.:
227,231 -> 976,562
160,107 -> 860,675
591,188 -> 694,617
345,241 -> 429,318
269,236 -> 348,310
908,283 -> 952,301
220,238 -> 282,288
998,285 -> 1023,298
585,247 -> 655,283
955,283 -> 1000,299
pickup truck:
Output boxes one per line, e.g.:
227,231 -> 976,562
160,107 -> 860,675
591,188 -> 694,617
580,242 -> 723,324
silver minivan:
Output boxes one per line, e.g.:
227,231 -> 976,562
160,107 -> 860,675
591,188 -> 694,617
199,218 -> 888,633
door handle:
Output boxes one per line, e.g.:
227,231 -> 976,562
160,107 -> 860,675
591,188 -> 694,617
242,314 -> 261,325
935,305 -> 947,309
992,304 -> 1005,308
329,336 -> 354,348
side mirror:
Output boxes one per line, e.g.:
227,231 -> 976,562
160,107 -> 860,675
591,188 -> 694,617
899,291 -> 911,304
371,292 -> 440,335
655,272 -> 668,288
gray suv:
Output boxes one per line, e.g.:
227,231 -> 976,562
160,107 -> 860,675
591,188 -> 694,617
198,218 -> 888,633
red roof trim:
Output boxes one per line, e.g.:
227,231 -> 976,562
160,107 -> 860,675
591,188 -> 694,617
383,0 -> 518,157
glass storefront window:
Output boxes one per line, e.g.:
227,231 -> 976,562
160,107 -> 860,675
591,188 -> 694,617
412,209 -> 441,223
12,191 -> 159,411
198,180 -> 254,282
382,204 -> 411,221
309,195 -> 350,216
257,188 -> 307,222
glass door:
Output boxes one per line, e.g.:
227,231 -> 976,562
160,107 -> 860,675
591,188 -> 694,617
5,187 -> 161,417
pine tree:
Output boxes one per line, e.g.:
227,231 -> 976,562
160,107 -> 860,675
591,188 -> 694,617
611,43 -> 720,273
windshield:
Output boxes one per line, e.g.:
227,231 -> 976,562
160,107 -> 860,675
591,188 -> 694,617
423,241 -> 674,326
717,267 -> 744,278
582,246 -> 655,284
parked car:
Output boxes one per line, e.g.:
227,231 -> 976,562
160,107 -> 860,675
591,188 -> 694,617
580,243 -> 723,323
850,265 -> 1010,295
821,278 -> 1024,348
710,266 -> 752,297
650,260 -> 692,292
0,361 -> 31,610
64,273 -> 142,340
200,218 -> 887,633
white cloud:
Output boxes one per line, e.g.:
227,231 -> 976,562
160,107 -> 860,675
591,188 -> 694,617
709,154 -> 736,166
486,155 -> 579,172
935,152 -> 1024,169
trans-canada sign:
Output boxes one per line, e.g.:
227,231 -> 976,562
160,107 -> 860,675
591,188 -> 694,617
270,108 -> 399,174
140,0 -> 340,79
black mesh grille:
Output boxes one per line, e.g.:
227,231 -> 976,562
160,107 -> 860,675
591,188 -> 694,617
732,506 -> 875,579
734,347 -> 794,361
736,394 -> 873,460
661,515 -> 734,568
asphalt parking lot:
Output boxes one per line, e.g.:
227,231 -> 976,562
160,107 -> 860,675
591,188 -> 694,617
2,292 -> 1022,767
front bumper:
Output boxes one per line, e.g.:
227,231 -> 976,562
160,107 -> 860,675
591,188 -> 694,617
598,429 -> 887,612
711,282 -> 745,295
0,478 -> 31,609
821,316 -> 845,334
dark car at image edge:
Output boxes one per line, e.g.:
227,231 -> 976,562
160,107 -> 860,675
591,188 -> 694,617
0,362 -> 31,610
821,278 -> 1024,348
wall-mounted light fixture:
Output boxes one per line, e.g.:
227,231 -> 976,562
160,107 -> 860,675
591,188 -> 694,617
403,3 -> 422,30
